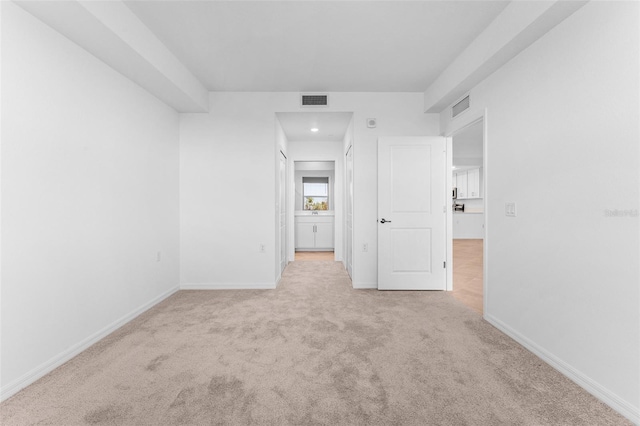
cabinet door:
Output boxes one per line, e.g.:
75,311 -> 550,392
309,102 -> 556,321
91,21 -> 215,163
295,222 -> 316,249
314,222 -> 334,249
457,171 -> 468,199
467,168 -> 480,198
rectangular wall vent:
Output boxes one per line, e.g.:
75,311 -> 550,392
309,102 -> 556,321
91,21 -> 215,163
301,93 -> 329,107
452,95 -> 470,118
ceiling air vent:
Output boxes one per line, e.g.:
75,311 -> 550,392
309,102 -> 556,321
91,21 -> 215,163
301,93 -> 329,107
452,95 -> 470,118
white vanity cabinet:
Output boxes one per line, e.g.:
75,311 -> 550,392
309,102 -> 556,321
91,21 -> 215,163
296,222 -> 316,248
295,215 -> 334,250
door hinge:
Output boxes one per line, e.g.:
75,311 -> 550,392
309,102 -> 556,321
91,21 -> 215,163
443,261 -> 446,268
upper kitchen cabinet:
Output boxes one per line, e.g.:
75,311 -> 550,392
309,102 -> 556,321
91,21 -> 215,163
452,120 -> 483,200
455,168 -> 482,199
467,168 -> 480,199
457,170 -> 468,199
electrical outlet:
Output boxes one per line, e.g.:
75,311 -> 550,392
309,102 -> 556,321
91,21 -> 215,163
259,244 -> 266,253
505,202 -> 517,217
156,251 -> 161,262
362,243 -> 368,252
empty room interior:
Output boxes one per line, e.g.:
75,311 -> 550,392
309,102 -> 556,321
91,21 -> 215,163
1,1 -> 638,425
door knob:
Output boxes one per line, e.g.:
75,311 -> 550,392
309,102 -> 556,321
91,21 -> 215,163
379,218 -> 391,223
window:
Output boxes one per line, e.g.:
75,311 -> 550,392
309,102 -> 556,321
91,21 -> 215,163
303,177 -> 329,210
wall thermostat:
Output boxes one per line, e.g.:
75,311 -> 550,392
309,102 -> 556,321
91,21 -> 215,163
367,118 -> 377,128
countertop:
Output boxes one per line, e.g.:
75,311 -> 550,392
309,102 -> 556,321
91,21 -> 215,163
295,211 -> 335,217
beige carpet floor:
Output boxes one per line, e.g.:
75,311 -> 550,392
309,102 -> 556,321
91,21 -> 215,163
0,261 -> 630,425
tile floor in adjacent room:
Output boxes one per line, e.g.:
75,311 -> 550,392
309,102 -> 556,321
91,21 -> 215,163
452,239 -> 484,315
295,243 -> 483,315
294,251 -> 335,261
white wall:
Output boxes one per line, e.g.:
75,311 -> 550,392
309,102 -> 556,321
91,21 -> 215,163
452,213 -> 484,239
180,93 -> 284,289
441,2 -> 639,421
1,3 -> 180,399
180,92 -> 439,289
456,198 -> 483,212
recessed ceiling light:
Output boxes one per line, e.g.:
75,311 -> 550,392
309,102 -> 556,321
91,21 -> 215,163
311,128 -> 319,132
452,166 -> 457,169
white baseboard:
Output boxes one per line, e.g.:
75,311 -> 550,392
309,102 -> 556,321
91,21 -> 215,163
0,285 -> 179,402
485,313 -> 639,425
352,281 -> 377,289
180,282 -> 276,290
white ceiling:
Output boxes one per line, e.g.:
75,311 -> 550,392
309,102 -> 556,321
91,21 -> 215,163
124,1 -> 509,92
277,112 -> 353,142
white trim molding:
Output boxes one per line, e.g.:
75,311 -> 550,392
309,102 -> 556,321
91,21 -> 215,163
352,281 -> 377,289
0,285 -> 179,402
485,314 -> 640,424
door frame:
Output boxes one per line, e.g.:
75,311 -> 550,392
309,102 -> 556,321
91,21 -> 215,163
288,158 -> 343,263
345,144 -> 354,278
278,150 -> 288,276
445,109 -> 488,316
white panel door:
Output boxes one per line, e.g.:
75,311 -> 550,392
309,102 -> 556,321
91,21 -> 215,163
378,137 -> 446,290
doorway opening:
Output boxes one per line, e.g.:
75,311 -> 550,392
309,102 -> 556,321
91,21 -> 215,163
275,112 -> 354,272
450,119 -> 485,314
294,161 -> 336,260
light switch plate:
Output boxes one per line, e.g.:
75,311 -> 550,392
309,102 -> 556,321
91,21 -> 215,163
505,202 -> 517,217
